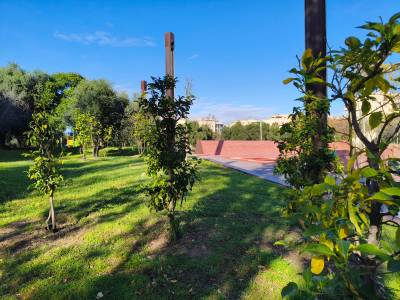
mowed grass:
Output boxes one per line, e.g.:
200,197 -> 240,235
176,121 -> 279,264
0,149 -> 302,299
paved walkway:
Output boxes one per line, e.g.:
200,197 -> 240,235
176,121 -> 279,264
198,155 -> 289,186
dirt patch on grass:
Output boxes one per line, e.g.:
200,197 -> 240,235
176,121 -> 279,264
0,219 -> 86,255
148,231 -> 169,253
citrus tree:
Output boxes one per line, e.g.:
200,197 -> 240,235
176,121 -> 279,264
138,76 -> 199,239
74,112 -> 99,159
27,81 -> 63,231
275,49 -> 336,189
277,13 -> 400,298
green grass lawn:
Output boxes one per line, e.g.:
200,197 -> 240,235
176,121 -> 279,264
0,149 -> 301,299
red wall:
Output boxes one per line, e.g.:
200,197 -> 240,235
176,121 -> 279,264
195,140 -> 400,165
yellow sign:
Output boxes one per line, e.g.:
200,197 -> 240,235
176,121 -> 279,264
67,137 -> 74,147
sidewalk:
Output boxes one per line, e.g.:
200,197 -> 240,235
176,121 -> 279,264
199,155 -> 289,187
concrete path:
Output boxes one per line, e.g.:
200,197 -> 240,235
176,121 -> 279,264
198,155 -> 289,187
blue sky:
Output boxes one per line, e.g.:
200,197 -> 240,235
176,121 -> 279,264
1,0 -> 399,123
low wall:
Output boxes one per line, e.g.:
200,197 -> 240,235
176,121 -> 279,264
195,140 -> 400,166
195,140 -> 280,160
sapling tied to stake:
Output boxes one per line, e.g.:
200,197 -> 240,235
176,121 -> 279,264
27,82 -> 64,231
138,76 -> 199,240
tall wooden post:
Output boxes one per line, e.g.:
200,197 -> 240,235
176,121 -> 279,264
305,0 -> 327,98
305,0 -> 328,184
165,32 -> 175,99
141,80 -> 147,93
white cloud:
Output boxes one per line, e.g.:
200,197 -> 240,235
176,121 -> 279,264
54,31 -> 156,47
190,98 -> 273,124
188,54 -> 199,60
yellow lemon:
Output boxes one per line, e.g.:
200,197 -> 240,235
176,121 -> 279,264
311,256 -> 325,275
339,227 -> 349,239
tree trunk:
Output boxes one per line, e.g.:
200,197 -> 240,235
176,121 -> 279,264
82,145 -> 86,160
367,156 -> 382,245
0,133 -> 6,149
305,0 -> 328,184
46,190 -> 57,232
93,145 -> 99,157
168,200 -> 179,240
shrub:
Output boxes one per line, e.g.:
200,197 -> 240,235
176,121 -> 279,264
99,146 -> 139,157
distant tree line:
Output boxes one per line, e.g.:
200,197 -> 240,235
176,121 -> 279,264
221,122 -> 281,140
187,121 -> 214,146
0,63 -> 146,154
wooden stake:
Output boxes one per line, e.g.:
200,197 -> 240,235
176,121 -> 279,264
305,0 -> 326,98
141,80 -> 147,93
165,32 -> 175,98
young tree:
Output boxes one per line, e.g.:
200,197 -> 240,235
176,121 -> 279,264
117,96 -> 138,148
275,50 -> 336,188
27,82 -> 63,231
133,108 -> 154,154
138,76 -> 199,239
187,121 -> 214,146
278,13 -> 400,298
74,112 -> 98,159
329,13 -> 400,243
73,79 -> 127,157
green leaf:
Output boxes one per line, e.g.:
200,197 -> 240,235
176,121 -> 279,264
367,191 -> 394,204
274,240 -> 288,247
361,101 -> 371,115
380,187 -> 400,196
356,244 -> 390,261
281,282 -> 298,299
324,175 -> 336,186
306,77 -> 325,85
358,22 -> 384,33
348,196 -> 362,235
302,48 -> 313,69
389,12 -> 400,24
360,167 -> 378,178
304,225 -> 327,237
283,78 -> 296,85
347,153 -> 358,173
393,41 -> 400,53
388,259 -> 400,272
394,24 -> 400,35
396,227 -> 400,248
310,183 -> 328,196
369,112 -> 383,129
337,240 -> 351,258
303,243 -> 334,257
345,36 -> 361,49
376,76 -> 391,93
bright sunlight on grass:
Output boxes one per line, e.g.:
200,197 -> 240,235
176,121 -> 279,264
0,149 -> 302,299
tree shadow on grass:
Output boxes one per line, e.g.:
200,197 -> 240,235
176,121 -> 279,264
0,182 -> 149,298
0,164 -> 31,204
1,162 -> 302,299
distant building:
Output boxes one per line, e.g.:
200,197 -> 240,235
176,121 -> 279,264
229,119 -> 260,127
264,114 -> 289,126
229,114 -> 290,127
352,93 -> 400,149
196,115 -> 224,134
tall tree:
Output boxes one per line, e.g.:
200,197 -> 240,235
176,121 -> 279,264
73,79 -> 127,157
0,64 -> 49,147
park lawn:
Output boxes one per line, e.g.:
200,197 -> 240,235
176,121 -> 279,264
0,149 -> 301,299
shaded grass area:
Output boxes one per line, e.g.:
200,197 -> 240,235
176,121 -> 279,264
1,149 -> 300,299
